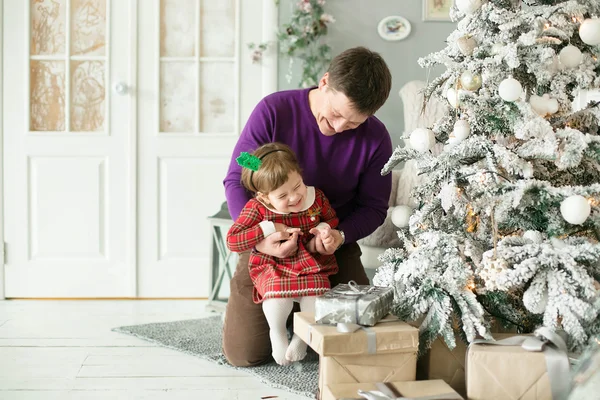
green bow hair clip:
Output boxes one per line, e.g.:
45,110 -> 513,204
236,152 -> 262,171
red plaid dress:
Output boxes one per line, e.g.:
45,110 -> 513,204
227,187 -> 339,304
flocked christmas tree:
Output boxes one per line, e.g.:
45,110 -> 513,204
373,0 -> 600,354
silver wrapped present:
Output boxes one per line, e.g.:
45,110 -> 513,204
315,281 -> 394,326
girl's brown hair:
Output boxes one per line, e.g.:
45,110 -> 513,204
241,143 -> 302,194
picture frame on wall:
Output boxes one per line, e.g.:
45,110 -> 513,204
423,0 -> 453,22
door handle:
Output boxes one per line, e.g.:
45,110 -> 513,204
113,82 -> 129,96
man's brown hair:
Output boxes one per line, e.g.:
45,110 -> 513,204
326,47 -> 392,116
241,143 -> 302,194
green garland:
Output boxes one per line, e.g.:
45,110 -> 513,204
248,0 -> 334,88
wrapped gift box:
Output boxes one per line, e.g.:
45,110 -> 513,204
467,341 -> 551,400
315,282 -> 393,326
295,312 -> 418,357
322,379 -> 464,400
294,312 -> 418,395
417,337 -> 468,398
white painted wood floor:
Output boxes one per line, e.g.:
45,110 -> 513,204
0,300 -> 311,400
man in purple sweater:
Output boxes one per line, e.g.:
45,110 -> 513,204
222,47 -> 393,367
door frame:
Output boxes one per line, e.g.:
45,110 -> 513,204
0,0 -> 5,300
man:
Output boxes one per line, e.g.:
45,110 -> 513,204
222,46 -> 393,367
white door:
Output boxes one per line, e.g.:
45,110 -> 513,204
136,0 -> 270,297
2,0 -> 273,297
3,0 -> 135,297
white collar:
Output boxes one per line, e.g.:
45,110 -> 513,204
259,186 -> 316,214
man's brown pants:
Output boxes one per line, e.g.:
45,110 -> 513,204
221,243 -> 369,367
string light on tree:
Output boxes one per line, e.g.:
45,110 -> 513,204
409,128 -> 436,153
559,45 -> 583,68
560,195 -> 591,225
498,76 -> 522,102
391,205 -> 413,228
579,18 -> 600,46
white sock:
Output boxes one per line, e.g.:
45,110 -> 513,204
285,296 -> 316,362
262,298 -> 294,366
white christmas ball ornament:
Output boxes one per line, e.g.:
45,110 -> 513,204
579,18 -> 600,46
446,88 -> 460,108
391,205 -> 413,228
452,120 -> 471,142
498,77 -> 522,102
409,128 -> 436,153
456,0 -> 483,14
559,45 -> 583,68
560,195 -> 591,225
523,230 -> 543,243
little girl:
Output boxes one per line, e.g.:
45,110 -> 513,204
226,143 -> 339,365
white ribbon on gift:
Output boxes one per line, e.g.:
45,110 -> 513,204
337,382 -> 463,400
308,323 -> 378,354
466,327 -> 571,400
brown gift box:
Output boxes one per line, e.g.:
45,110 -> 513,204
322,379 -> 464,400
294,312 -> 418,396
294,312 -> 419,356
417,338 -> 468,398
466,342 -> 551,400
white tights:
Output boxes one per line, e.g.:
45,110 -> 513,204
261,296 -> 316,366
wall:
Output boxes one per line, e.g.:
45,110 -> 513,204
278,0 -> 456,150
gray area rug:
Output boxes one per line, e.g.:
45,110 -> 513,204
113,315 -> 318,398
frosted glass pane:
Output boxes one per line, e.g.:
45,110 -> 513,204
31,0 -> 67,55
200,0 -> 235,57
71,61 -> 105,132
161,62 -> 196,132
161,0 -> 196,57
30,61 -> 66,131
71,0 -> 107,56
200,62 -> 234,133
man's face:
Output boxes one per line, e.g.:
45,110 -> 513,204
315,76 -> 369,136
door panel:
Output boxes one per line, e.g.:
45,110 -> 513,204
3,0 -> 133,297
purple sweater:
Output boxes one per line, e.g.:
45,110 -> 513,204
224,88 -> 392,244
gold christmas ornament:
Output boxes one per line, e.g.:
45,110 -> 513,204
460,71 -> 482,91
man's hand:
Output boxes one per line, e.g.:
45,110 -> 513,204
255,231 -> 299,258
309,227 -> 343,255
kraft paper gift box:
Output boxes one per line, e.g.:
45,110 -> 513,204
315,282 -> 394,326
322,379 -> 464,400
466,344 -> 551,400
465,329 -> 570,400
416,333 -> 517,398
294,312 -> 418,395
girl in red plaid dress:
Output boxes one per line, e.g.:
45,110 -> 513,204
226,143 -> 339,365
